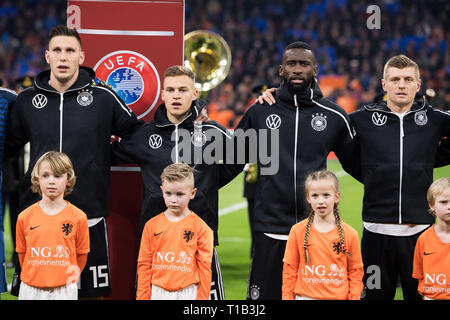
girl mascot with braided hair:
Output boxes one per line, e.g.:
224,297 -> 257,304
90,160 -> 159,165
282,170 -> 364,300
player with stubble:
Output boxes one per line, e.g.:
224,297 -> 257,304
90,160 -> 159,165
235,41 -> 357,300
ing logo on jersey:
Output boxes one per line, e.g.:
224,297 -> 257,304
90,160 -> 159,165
94,50 -> 161,119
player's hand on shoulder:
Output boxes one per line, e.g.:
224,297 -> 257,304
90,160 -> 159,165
257,87 -> 276,105
194,108 -> 209,124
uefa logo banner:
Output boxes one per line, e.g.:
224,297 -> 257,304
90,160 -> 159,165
94,50 -> 161,119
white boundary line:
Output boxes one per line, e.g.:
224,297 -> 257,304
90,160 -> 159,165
335,169 -> 348,178
219,201 -> 247,216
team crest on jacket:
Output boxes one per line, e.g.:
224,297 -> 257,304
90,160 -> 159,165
311,113 -> 327,131
191,131 -> 207,147
149,134 -> 162,149
191,125 -> 207,147
371,112 -> 387,126
266,114 -> 281,129
93,50 -> 160,119
249,285 -> 261,300
414,110 -> 427,126
77,90 -> 93,106
32,94 -> 47,109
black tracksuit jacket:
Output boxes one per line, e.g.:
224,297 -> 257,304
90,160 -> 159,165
235,80 -> 357,235
111,100 -> 242,245
6,66 -> 140,218
350,97 -> 450,224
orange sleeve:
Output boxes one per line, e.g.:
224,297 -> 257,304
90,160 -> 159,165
77,254 -> 88,273
346,230 -> 364,300
412,236 -> 423,280
15,214 -> 26,254
195,221 -> 214,300
63,254 -> 88,284
136,223 -> 154,300
76,215 -> 90,255
282,226 -> 300,300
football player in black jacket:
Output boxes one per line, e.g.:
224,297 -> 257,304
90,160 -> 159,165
262,54 -> 450,300
111,65 -> 242,300
350,55 -> 450,300
6,25 -> 141,299
236,42 -> 357,300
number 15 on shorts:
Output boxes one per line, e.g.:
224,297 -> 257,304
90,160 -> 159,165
90,265 -> 109,288
77,265 -> 109,289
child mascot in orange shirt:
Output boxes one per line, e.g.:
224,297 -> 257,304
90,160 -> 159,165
282,170 -> 364,300
413,177 -> 450,300
136,163 -> 214,300
16,151 -> 89,300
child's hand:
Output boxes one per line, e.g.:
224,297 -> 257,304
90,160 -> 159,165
66,264 -> 81,284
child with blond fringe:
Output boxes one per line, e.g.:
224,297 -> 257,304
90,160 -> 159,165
412,177 -> 450,300
282,170 -> 364,300
136,163 -> 214,300
15,151 -> 89,300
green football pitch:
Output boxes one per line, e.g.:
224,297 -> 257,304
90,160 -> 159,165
1,160 -> 449,300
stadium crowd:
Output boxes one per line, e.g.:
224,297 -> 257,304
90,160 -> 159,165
0,0 -> 448,127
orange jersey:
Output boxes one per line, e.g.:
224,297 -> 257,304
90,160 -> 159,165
282,219 -> 364,300
16,202 -> 90,288
136,211 -> 214,300
413,226 -> 450,300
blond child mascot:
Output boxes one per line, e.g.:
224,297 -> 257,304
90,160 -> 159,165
413,177 -> 450,300
136,163 -> 213,300
16,151 -> 89,300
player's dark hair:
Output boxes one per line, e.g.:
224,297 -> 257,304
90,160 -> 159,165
283,41 -> 315,64
49,25 -> 82,46
284,41 -> 313,52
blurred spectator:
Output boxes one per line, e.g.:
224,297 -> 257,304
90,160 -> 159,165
0,1 -> 66,87
0,0 -> 448,126
186,0 -> 449,126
